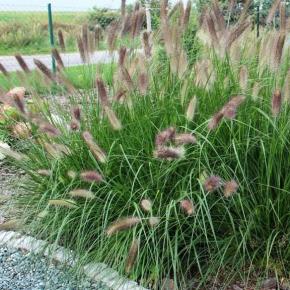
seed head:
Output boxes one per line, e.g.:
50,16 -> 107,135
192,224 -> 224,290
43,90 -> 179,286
82,131 -> 107,163
37,169 -> 52,177
39,122 -> 61,137
155,127 -> 176,147
154,146 -> 185,160
174,133 -> 196,146
80,171 -> 103,183
148,217 -> 160,228
106,217 -> 141,236
68,189 -> 95,199
48,199 -> 78,209
208,111 -> 224,130
271,89 -> 282,117
180,199 -> 195,216
15,54 -> 30,73
203,175 -> 222,192
125,239 -> 139,274
140,199 -> 152,212
223,180 -> 239,198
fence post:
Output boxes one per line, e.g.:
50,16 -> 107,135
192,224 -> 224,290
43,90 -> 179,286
47,3 -> 56,74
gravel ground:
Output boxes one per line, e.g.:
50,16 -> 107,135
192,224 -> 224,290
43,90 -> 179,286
0,246 -> 110,290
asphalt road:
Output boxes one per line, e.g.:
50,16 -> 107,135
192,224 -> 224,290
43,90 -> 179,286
0,51 -> 118,72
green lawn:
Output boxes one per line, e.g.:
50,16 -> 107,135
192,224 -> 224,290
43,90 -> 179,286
0,11 -> 87,55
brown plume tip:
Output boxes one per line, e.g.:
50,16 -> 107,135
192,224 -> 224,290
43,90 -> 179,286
15,54 -> 30,73
80,171 -> 103,183
208,111 -> 224,130
222,95 -> 246,120
174,133 -> 196,145
125,239 -> 139,274
0,62 -> 9,77
39,122 -> 61,137
70,120 -> 80,131
223,180 -> 239,198
203,175 -> 222,192
180,199 -> 195,216
71,106 -> 81,121
96,78 -> 110,107
106,217 -> 141,236
153,146 -> 185,160
82,131 -> 107,163
155,127 -> 176,147
271,89 -> 282,117
58,29 -> 66,52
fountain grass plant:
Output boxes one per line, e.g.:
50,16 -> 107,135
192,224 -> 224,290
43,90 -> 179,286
0,0 -> 290,289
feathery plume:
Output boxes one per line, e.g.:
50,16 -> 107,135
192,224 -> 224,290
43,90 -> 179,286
153,146 -> 185,160
283,70 -> 290,103
180,199 -> 195,216
138,72 -> 149,95
221,95 -> 246,119
252,82 -> 261,101
182,0 -> 192,30
203,175 -> 222,192
43,143 -> 70,158
238,0 -> 251,24
82,131 -> 107,163
186,96 -> 197,121
95,25 -> 102,48
155,127 -> 176,147
106,217 -> 141,236
71,106 -> 81,121
266,0 -> 281,25
208,111 -> 224,130
11,122 -> 31,139
271,89 -> 282,117
118,47 -> 127,67
140,199 -> 152,212
113,89 -> 126,102
223,180 -> 238,198
13,92 -> 26,115
80,171 -> 103,183
142,31 -> 152,58
70,120 -> 80,131
48,199 -> 78,209
37,169 -> 52,176
271,33 -> 286,71
96,78 -> 110,107
174,133 -> 196,145
226,21 -> 251,50
212,0 -> 225,32
39,122 -> 61,137
125,239 -> 139,274
107,21 -> 119,53
0,146 -> 27,161
0,62 -> 9,77
0,219 -> 21,230
104,106 -> 122,130
34,59 -> 55,82
51,48 -> 64,69
82,24 -> 89,60
67,170 -> 77,179
280,2 -> 286,33
68,189 -> 95,199
15,54 -> 30,73
148,217 -> 160,227
121,67 -> 134,91
58,29 -> 66,52
205,12 -> 219,48
239,65 -> 248,93
77,36 -> 86,63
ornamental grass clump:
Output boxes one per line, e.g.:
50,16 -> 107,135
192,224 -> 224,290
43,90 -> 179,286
2,0 -> 290,289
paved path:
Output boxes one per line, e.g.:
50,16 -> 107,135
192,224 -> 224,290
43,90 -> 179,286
0,51 -> 118,72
